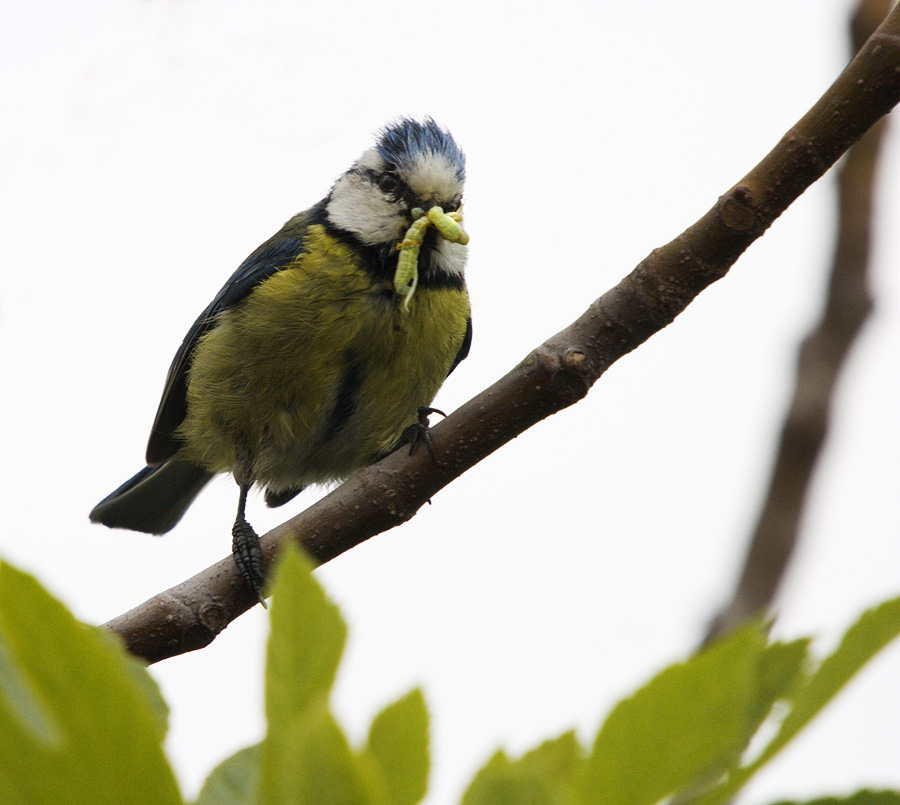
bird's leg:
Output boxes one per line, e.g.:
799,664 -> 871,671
398,406 -> 447,460
231,479 -> 266,606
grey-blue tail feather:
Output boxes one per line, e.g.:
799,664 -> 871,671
89,461 -> 214,535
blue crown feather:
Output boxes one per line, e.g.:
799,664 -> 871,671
376,117 -> 466,182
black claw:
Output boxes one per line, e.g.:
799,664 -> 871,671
399,406 -> 446,460
232,517 -> 267,607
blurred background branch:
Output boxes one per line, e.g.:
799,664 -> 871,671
707,0 -> 895,640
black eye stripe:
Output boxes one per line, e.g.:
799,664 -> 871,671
377,172 -> 400,193
355,168 -> 462,212
359,167 -> 405,196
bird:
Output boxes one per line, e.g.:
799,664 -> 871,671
90,117 -> 472,601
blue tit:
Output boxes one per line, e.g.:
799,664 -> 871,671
90,118 -> 472,599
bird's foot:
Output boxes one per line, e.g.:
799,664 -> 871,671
399,406 -> 446,460
232,517 -> 267,607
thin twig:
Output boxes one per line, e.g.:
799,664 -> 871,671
105,6 -> 900,664
707,0 -> 894,639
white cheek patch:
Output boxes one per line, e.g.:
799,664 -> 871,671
404,153 -> 464,203
430,237 -> 467,278
326,172 -> 407,246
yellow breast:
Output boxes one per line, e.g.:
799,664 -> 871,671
178,225 -> 470,488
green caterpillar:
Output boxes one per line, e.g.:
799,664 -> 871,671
395,206 -> 469,310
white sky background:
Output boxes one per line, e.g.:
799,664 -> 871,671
3,0 -> 900,801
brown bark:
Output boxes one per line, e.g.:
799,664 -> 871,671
105,5 -> 900,664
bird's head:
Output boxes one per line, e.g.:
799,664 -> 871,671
325,118 -> 468,281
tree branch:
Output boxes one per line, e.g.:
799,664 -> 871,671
105,6 -> 900,664
707,0 -> 894,639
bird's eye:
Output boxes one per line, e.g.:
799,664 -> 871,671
377,172 -> 400,194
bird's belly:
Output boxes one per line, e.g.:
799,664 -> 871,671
179,276 -> 469,492
254,387 -> 416,489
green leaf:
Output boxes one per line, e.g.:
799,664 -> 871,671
755,596 -> 900,768
521,732 -> 585,793
195,744 -> 260,805
463,751 -> 543,805
0,632 -> 61,747
462,733 -> 584,805
577,623 -> 767,805
262,701 -> 384,805
694,597 -> 900,805
746,639 -> 811,731
264,544 -> 347,731
98,625 -> 172,737
0,561 -> 182,805
363,687 -> 429,805
766,792 -> 900,805
260,545 -> 380,805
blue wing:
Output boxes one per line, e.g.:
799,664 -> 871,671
146,224 -> 309,464
448,316 -> 472,377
